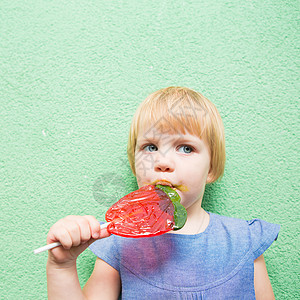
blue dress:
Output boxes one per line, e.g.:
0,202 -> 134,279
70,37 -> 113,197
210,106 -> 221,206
89,212 -> 280,299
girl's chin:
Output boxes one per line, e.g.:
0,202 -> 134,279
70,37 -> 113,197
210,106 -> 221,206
180,195 -> 203,210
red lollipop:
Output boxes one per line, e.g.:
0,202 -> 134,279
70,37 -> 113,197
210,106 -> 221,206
105,184 -> 187,238
33,185 -> 187,254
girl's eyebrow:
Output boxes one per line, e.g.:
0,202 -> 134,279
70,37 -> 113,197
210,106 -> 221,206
137,135 -> 204,147
171,135 -> 203,144
136,137 -> 156,144
135,139 -> 158,149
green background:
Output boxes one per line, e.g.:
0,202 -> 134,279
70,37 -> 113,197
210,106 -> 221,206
1,1 -> 299,299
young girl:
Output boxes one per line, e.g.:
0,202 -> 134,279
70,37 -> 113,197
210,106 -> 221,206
47,87 -> 280,299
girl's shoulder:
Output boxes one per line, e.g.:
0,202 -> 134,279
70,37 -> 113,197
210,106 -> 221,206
208,212 -> 280,260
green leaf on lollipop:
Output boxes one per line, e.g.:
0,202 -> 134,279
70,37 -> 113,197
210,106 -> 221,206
156,185 -> 187,230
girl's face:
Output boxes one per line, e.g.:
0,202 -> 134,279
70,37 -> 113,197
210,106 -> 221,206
134,127 -> 211,210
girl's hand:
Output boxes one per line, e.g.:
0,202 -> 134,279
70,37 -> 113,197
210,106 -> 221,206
46,215 -> 110,267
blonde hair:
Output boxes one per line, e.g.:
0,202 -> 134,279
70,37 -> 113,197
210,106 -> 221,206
127,86 -> 226,183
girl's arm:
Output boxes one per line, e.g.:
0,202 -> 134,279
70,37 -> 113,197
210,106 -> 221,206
47,261 -> 85,300
83,258 -> 121,299
254,254 -> 275,300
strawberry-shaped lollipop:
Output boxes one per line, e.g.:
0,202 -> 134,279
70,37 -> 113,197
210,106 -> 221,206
33,185 -> 187,254
105,184 -> 187,238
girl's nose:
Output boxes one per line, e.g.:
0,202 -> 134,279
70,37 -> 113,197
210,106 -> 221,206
154,158 -> 175,173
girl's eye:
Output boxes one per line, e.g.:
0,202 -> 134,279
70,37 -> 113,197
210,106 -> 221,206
178,145 -> 193,154
143,144 -> 158,152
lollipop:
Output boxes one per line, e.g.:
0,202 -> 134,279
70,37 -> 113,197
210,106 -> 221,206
105,184 -> 187,238
33,184 -> 187,254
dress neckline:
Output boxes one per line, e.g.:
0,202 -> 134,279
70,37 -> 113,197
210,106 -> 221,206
166,211 -> 213,238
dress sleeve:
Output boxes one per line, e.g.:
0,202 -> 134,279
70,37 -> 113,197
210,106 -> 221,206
247,218 -> 280,260
89,233 -> 120,272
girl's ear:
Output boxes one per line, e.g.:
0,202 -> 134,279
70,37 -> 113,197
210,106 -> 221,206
206,169 -> 214,184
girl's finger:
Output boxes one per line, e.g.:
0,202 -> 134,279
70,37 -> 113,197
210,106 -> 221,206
76,217 -> 92,243
83,215 -> 101,239
53,226 -> 73,249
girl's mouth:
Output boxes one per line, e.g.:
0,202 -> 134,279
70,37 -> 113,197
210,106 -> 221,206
150,180 -> 188,192
152,179 -> 174,188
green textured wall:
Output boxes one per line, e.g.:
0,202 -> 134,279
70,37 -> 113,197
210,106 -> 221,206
1,1 -> 298,299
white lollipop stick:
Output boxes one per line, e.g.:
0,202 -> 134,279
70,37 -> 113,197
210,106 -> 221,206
33,222 -> 110,254
33,242 -> 62,254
